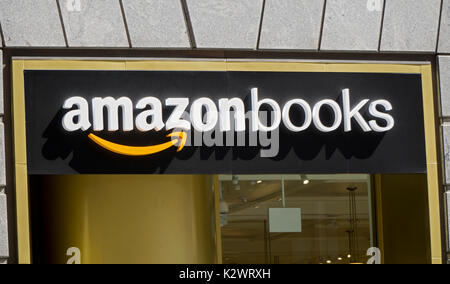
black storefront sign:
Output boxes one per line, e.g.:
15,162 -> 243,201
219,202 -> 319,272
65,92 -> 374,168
24,70 -> 426,174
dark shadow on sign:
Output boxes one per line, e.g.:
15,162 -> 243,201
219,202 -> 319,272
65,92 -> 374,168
39,105 -> 385,174
231,93 -> 386,162
230,126 -> 385,161
41,110 -> 184,174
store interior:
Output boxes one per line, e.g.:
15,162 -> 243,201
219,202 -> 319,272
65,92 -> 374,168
27,173 -> 431,264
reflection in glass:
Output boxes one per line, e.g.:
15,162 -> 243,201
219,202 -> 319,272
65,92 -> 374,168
220,174 -> 373,264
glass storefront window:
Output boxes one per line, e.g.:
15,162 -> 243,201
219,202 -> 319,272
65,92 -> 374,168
219,174 -> 373,264
28,173 -> 432,264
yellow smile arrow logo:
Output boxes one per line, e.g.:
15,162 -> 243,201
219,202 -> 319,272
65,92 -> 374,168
87,132 -> 187,156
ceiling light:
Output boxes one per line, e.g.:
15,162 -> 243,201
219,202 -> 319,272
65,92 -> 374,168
257,180 -> 262,184
337,257 -> 343,261
300,174 -> 310,185
326,260 -> 332,264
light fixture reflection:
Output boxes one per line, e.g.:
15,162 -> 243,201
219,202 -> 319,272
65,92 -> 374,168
232,176 -> 240,191
300,174 -> 310,185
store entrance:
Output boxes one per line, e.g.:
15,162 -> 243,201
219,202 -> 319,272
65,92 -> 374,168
28,173 -> 431,264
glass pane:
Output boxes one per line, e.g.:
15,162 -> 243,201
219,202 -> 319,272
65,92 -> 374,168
220,174 -> 373,264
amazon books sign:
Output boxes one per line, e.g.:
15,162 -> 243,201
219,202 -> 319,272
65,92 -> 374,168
24,69 -> 426,174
